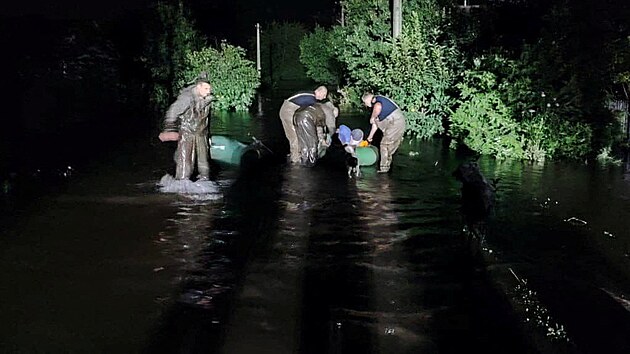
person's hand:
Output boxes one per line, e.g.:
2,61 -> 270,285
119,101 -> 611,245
367,136 -> 373,143
159,131 -> 179,142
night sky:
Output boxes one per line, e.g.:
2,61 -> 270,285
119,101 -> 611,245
1,0 -> 338,45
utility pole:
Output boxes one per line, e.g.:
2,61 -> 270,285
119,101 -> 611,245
392,0 -> 402,38
255,23 -> 262,115
255,23 -> 261,73
458,0 -> 480,13
338,1 -> 345,26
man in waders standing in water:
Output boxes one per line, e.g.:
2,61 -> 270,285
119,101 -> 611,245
158,74 -> 213,181
279,86 -> 328,163
362,92 -> 406,173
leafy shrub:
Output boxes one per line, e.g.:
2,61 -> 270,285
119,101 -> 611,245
299,26 -> 343,86
143,1 -> 205,112
450,54 -> 593,161
257,22 -> 309,87
177,42 -> 260,111
450,63 -> 524,159
301,0 -> 460,139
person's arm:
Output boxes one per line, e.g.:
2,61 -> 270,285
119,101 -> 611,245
158,94 -> 189,142
344,144 -> 357,157
366,102 -> 382,142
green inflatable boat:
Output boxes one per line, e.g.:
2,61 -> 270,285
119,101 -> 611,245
355,145 -> 379,166
210,135 -> 249,165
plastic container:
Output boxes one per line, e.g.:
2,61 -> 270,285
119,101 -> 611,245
356,145 -> 379,166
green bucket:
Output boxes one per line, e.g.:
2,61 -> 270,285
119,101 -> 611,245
356,145 -> 379,166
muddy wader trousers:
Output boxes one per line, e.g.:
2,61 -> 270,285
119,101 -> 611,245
175,131 -> 210,180
376,109 -> 406,172
279,100 -> 301,163
293,109 -> 320,167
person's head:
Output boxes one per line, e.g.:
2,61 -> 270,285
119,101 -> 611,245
361,92 -> 374,108
194,72 -> 212,98
350,129 -> 364,146
195,81 -> 212,98
338,125 -> 351,144
314,86 -> 328,100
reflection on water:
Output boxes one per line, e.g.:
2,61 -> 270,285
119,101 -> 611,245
2,107 -> 630,353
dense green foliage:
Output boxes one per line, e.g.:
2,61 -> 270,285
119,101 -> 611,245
450,64 -> 524,160
299,26 -> 343,86
143,2 -> 205,113
450,54 -> 593,160
177,43 -> 260,111
256,22 -> 309,88
298,0 -> 630,161
300,0 -> 460,140
144,1 -> 259,112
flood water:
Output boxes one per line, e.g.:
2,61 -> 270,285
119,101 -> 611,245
2,94 -> 630,354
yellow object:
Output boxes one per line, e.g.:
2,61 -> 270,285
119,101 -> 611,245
359,140 -> 369,147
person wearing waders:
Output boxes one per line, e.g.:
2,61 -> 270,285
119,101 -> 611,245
362,92 -> 406,173
158,74 -> 213,181
293,101 -> 338,167
279,86 -> 328,163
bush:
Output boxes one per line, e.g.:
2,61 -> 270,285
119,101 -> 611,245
143,1 -> 205,113
177,42 -> 260,111
299,26 -> 343,86
302,0 -> 460,139
450,63 -> 524,159
450,54 -> 593,161
258,22 -> 309,87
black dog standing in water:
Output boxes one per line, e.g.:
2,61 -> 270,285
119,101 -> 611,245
452,161 -> 497,255
318,133 -> 360,176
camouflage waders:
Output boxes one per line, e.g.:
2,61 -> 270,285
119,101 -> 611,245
376,109 -> 406,172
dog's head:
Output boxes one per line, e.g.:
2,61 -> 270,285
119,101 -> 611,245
453,161 -> 496,221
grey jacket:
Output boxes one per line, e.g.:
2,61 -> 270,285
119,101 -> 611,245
162,85 -> 212,135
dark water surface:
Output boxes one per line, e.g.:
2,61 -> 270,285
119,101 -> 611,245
2,99 -> 630,353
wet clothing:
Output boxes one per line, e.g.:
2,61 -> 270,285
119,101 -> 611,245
373,97 -> 405,172
293,102 -> 336,167
288,92 -> 317,106
162,85 -> 212,180
279,92 -> 319,163
374,96 -> 400,121
338,125 -> 363,157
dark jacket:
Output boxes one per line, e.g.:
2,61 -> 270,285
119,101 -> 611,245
163,85 -> 212,135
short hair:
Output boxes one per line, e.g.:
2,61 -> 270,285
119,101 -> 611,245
195,71 -> 211,85
361,92 -> 373,102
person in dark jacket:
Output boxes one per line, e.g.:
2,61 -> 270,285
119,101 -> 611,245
293,101 -> 338,167
279,86 -> 328,163
362,92 -> 406,173
158,74 -> 213,181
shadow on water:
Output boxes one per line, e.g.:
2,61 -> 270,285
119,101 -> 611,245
4,84 -> 630,354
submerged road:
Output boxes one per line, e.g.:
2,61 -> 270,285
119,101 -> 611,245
2,109 -> 630,353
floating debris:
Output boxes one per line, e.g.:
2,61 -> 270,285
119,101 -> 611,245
603,231 -> 615,239
564,217 -> 587,226
539,197 -> 559,208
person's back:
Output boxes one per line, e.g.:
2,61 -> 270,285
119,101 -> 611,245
293,105 -> 328,167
